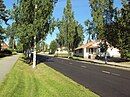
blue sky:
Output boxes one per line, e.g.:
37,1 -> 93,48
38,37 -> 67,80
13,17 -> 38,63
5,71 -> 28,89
45,0 -> 122,45
3,0 -> 122,45
46,0 -> 92,45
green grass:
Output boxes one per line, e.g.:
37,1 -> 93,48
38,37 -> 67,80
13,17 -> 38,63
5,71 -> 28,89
0,56 -> 99,97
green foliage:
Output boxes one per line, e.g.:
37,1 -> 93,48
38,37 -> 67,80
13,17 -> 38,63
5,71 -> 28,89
0,0 -> 6,22
0,52 -> 5,57
11,0 -> 57,51
6,24 -> 16,50
49,40 -> 57,54
42,41 -> 49,52
89,0 -> 114,39
36,40 -> 45,52
0,0 -> 5,11
99,40 -> 108,53
84,20 -> 97,40
89,0 -> 130,58
115,1 -> 130,57
0,0 -> 7,51
89,0 -> 104,39
105,1 -> 130,58
18,0 -> 57,36
16,41 -> 23,53
1,49 -> 12,55
126,52 -> 130,58
0,26 -> 6,51
57,0 -> 84,54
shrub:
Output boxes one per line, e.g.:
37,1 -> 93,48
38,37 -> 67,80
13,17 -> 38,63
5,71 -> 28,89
126,52 -> 130,58
0,53 -> 5,58
1,49 -> 12,55
12,52 -> 17,55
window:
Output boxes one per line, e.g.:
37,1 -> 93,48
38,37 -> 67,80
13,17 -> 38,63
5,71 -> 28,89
79,49 -> 83,53
89,48 -> 93,54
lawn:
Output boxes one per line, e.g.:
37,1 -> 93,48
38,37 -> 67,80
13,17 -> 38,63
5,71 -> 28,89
0,56 -> 99,97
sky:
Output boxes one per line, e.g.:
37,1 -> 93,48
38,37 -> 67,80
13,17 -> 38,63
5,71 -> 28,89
3,0 -> 122,45
46,0 -> 92,45
45,0 -> 122,45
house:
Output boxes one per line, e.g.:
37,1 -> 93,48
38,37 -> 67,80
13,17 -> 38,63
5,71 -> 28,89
107,47 -> 121,58
74,41 -> 100,59
54,47 -> 68,57
74,40 -> 121,59
1,41 -> 9,51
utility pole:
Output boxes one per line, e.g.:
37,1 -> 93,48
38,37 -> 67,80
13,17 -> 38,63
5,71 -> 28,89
32,4 -> 37,68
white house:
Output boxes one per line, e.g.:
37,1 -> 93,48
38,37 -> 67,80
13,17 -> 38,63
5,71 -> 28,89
74,41 -> 100,59
107,47 -> 121,57
54,47 -> 68,57
74,40 -> 121,59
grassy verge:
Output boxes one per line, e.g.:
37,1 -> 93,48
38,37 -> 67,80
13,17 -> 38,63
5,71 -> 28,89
0,56 -> 99,97
71,56 -> 85,61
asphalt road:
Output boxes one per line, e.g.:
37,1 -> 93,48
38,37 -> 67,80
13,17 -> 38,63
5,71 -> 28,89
37,54 -> 130,97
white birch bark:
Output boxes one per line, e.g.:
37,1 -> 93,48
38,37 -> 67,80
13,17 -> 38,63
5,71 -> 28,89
33,36 -> 36,68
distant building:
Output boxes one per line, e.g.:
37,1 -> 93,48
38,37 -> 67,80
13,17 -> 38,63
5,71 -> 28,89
74,40 -> 121,59
1,41 -> 9,51
54,47 -> 68,57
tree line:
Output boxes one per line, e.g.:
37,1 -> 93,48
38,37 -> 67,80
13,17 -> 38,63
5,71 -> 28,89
86,0 -> 130,58
50,0 -> 130,58
0,0 -> 58,67
0,0 -> 130,63
0,0 -> 10,51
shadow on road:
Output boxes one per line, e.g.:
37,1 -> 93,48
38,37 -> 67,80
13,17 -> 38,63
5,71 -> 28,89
20,54 -> 54,67
36,54 -> 54,64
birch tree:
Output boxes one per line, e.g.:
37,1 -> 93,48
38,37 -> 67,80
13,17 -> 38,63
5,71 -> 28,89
12,0 -> 57,68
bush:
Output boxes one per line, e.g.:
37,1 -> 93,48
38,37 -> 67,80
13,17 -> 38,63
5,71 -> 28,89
12,52 -> 17,55
0,53 -> 5,58
1,49 -> 12,55
126,52 -> 130,58
49,40 -> 57,54
16,49 -> 23,53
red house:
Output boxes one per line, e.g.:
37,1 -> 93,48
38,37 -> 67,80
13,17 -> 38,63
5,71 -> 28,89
1,41 -> 9,51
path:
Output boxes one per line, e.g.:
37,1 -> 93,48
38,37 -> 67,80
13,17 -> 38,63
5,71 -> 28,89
0,54 -> 20,82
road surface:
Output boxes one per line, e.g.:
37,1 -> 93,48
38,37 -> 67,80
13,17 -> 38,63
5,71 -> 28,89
37,54 -> 130,97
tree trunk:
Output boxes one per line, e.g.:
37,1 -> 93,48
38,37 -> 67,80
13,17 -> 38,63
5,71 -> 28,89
32,36 -> 36,68
104,52 -> 107,64
0,39 -> 1,52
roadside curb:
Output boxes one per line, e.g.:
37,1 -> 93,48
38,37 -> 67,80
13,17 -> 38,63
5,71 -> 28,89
55,56 -> 130,70
84,60 -> 130,69
40,54 -> 130,70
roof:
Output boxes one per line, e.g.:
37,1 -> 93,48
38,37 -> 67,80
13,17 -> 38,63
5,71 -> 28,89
75,40 -> 100,50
